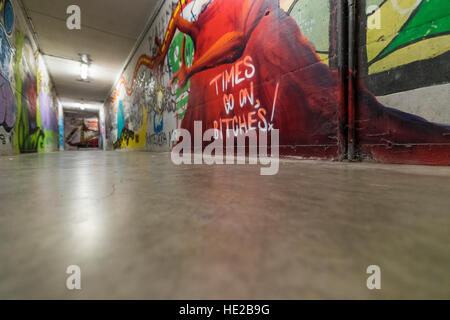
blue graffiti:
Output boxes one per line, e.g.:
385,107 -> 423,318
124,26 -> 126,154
59,115 -> 64,149
153,112 -> 163,134
0,27 -> 12,77
3,0 -> 14,36
117,101 -> 126,138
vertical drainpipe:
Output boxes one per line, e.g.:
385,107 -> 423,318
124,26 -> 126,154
336,0 -> 348,160
347,0 -> 357,161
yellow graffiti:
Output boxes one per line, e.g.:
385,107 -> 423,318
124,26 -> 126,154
369,34 -> 450,74
280,0 -> 295,12
366,0 -> 418,62
366,0 -> 449,74
118,106 -> 147,150
317,53 -> 329,66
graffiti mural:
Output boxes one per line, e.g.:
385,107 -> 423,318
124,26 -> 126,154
365,0 -> 449,77
0,75 -> 15,155
0,75 -> 15,130
64,113 -> 99,150
58,102 -> 64,150
113,101 -> 147,150
105,0 -> 194,152
13,33 -> 49,153
0,0 -> 60,155
168,31 -> 195,121
286,0 -> 331,64
105,0 -> 450,165
1,0 -> 14,37
0,0 -> 15,155
359,0 -> 450,164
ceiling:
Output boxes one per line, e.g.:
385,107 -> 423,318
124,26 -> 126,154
20,0 -> 160,111
64,109 -> 101,120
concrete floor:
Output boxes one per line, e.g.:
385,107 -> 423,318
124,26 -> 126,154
0,151 -> 449,299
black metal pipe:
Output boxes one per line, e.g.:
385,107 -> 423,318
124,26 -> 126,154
347,0 -> 357,161
335,0 -> 349,160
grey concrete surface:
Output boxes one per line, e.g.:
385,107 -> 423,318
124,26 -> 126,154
0,151 -> 449,299
377,83 -> 450,125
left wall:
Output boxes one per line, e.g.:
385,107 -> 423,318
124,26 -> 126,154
0,0 -> 61,155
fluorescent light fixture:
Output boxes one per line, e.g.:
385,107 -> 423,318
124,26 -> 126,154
79,53 -> 91,81
62,100 -> 103,112
80,62 -> 89,81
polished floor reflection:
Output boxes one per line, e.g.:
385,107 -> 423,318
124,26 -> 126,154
0,151 -> 449,299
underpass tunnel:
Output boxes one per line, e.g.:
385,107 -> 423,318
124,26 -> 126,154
0,0 -> 449,300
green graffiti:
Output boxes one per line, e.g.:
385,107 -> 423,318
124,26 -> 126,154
13,32 -> 45,153
289,0 -> 330,53
168,33 -> 194,120
41,129 -> 58,152
377,0 -> 450,59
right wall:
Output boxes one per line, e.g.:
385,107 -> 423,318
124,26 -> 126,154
357,0 -> 450,164
104,0 -> 450,165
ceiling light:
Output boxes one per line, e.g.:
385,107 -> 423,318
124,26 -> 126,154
79,99 -> 86,110
78,53 -> 91,81
80,53 -> 89,64
80,63 -> 88,81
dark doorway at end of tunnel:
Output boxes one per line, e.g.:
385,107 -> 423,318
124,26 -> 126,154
63,110 -> 100,151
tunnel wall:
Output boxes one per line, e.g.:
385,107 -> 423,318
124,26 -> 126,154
0,0 -> 61,155
104,0 -> 450,165
356,0 -> 450,164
